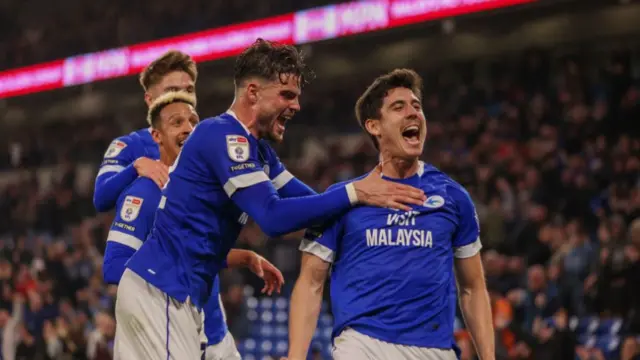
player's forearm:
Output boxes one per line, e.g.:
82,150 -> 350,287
288,277 -> 324,360
226,249 -> 253,268
278,176 -> 317,197
93,165 -> 138,211
233,183 -> 356,237
459,285 -> 495,360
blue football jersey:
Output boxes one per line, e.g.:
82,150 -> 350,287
94,128 -> 160,212
103,176 -> 228,345
127,111 -> 353,309
300,162 -> 482,350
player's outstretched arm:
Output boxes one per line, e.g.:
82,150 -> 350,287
226,249 -> 284,295
455,254 -> 495,360
287,253 -> 330,360
205,125 -> 424,237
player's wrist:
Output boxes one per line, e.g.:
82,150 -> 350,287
345,183 -> 359,205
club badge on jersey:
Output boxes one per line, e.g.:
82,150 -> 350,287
226,135 -> 249,162
120,196 -> 144,222
423,195 -> 445,209
104,140 -> 128,158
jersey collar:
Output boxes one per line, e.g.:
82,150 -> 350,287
380,161 -> 425,178
225,110 -> 251,136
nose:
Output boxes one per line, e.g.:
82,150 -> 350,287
289,97 -> 301,112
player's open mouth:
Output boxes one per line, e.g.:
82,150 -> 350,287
277,114 -> 292,132
178,139 -> 186,147
401,125 -> 421,145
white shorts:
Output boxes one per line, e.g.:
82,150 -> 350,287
114,269 -> 203,360
333,328 -> 457,360
205,331 -> 241,360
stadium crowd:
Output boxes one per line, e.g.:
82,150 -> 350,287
0,46 -> 639,360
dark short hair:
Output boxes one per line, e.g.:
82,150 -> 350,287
234,38 -> 314,87
139,50 -> 198,91
355,69 -> 423,149
147,91 -> 197,128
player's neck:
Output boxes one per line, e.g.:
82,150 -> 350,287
228,101 -> 261,139
160,150 -> 174,168
380,156 -> 420,179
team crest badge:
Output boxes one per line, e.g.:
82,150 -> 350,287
423,195 -> 445,209
226,135 -> 249,162
104,140 -> 127,158
120,196 -> 144,222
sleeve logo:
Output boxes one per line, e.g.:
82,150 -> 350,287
104,140 -> 127,158
226,135 -> 249,162
120,196 -> 144,222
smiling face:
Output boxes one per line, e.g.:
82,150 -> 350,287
151,101 -> 199,165
252,74 -> 301,143
365,87 -> 427,159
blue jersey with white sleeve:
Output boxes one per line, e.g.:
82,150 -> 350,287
94,128 -> 160,212
300,162 -> 482,350
126,112 -> 355,309
102,176 -> 229,346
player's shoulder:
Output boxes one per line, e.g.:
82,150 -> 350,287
198,113 -> 246,134
103,134 -> 135,159
420,162 -> 472,202
191,113 -> 250,145
119,177 -> 162,208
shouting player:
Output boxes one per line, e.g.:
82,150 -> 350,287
104,92 -> 283,359
288,69 -> 495,360
113,39 -> 426,359
95,52 -> 242,359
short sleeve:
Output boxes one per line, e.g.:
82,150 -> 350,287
107,182 -> 159,250
299,219 -> 343,264
450,185 -> 482,259
97,137 -> 138,177
198,124 -> 270,198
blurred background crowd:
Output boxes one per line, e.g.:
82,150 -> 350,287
1,0 -> 639,359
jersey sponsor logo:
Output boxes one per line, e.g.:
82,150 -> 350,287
423,195 -> 445,209
104,140 -> 127,158
120,196 -> 144,222
226,135 -> 249,162
365,228 -> 433,247
365,210 -> 433,247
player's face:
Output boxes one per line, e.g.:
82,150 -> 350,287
370,87 -> 426,159
145,71 -> 196,106
152,102 -> 199,164
254,74 -> 301,143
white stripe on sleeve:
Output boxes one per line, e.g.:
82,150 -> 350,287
271,170 -> 294,190
223,171 -> 270,197
299,239 -> 335,263
97,165 -> 125,177
107,230 -> 143,250
454,237 -> 482,259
